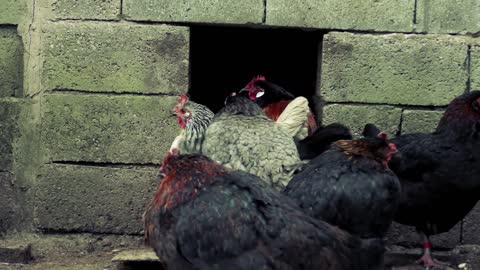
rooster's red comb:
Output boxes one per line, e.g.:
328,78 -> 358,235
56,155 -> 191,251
245,75 -> 266,90
178,94 -> 189,104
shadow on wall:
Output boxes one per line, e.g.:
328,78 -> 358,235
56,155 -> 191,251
190,25 -> 325,113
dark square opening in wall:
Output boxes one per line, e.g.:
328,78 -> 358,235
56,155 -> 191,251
190,26 -> 324,113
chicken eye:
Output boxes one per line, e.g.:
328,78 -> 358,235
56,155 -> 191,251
256,90 -> 265,98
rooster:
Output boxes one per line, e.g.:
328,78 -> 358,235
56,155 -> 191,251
374,91 -> 480,269
144,153 -> 385,270
283,133 -> 400,239
239,76 -> 318,138
171,94 -> 214,154
202,95 -> 301,189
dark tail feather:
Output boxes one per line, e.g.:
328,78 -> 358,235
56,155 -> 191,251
362,123 -> 381,138
358,238 -> 385,270
296,123 -> 352,160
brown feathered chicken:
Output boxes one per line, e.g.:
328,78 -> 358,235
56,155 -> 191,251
172,94 -> 301,189
144,152 -> 385,270
239,75 -> 318,138
364,91 -> 480,268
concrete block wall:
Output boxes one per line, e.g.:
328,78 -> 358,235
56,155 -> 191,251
0,0 -> 479,249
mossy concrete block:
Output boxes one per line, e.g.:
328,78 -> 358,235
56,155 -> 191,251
35,164 -> 158,234
472,45 -> 480,91
42,22 -> 189,94
0,0 -> 26,24
386,221 -> 462,249
0,99 -> 23,172
266,0 -> 415,32
123,0 -> 263,24
41,94 -> 179,164
322,104 -> 402,137
0,172 -> 16,233
463,202 -> 480,245
320,32 -> 468,106
0,29 -> 23,97
401,110 -> 444,134
50,0 -> 121,20
416,0 -> 480,34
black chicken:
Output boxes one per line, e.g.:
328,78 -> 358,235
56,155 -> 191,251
382,91 -> 480,268
283,134 -> 400,239
296,123 -> 353,160
144,153 -> 385,270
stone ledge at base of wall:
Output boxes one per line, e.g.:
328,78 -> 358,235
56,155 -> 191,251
0,28 -> 23,98
41,94 -> 179,164
266,0 -> 415,32
401,110 -> 445,134
322,104 -> 402,137
35,164 -> 159,234
41,22 -> 189,95
320,32 -> 470,107
122,0 -> 264,24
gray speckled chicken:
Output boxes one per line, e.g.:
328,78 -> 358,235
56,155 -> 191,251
202,95 -> 301,189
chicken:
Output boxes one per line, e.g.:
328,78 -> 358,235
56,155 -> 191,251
379,91 -> 480,268
283,134 -> 400,239
171,94 -> 214,154
239,75 -> 318,138
275,96 -> 310,139
296,123 -> 352,160
144,153 -> 385,270
202,95 -> 301,189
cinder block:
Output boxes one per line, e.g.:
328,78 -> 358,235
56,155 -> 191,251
35,164 -> 159,234
123,0 -> 263,24
0,28 -> 23,97
41,22 -> 189,94
41,94 -> 179,164
401,110 -> 444,134
416,0 -> 480,34
0,172 -> 16,233
267,0 -> 415,32
0,0 -> 26,24
320,32 -> 468,106
50,0 -> 121,20
0,99 -> 23,171
322,104 -> 402,138
462,202 -> 480,245
472,45 -> 480,91
386,221 -> 462,249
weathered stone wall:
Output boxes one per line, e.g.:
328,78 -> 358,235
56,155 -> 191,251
0,0 -> 479,249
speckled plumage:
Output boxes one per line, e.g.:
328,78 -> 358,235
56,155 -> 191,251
284,138 -> 401,238
144,154 -> 385,270
202,96 -> 301,189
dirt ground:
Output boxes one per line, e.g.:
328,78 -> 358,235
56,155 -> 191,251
1,233 -> 480,270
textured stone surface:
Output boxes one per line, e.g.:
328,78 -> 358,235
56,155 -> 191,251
0,172 -> 17,234
0,28 -> 23,97
123,0 -> 263,24
42,22 -> 189,94
50,0 -> 121,20
386,221 -> 462,249
267,0 -> 415,32
416,0 -> 480,34
41,94 -> 179,164
322,104 -> 402,137
463,202 -> 480,245
35,164 -> 158,234
0,99 -> 22,171
472,45 -> 480,91
0,0 -> 26,24
401,110 -> 444,134
320,32 -> 468,106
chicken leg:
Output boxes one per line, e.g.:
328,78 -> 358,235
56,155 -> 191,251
416,233 -> 450,269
